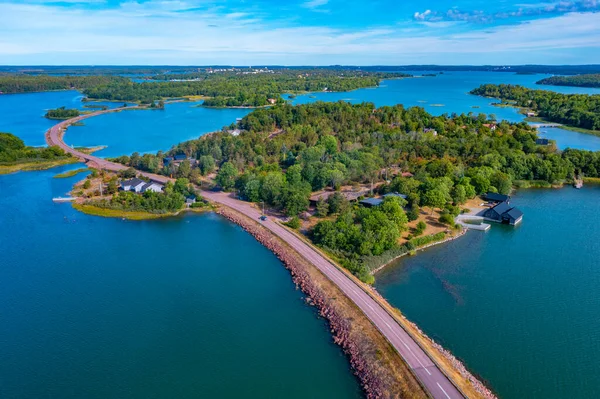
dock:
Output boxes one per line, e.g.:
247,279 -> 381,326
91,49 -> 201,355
52,197 -> 76,203
455,215 -> 491,231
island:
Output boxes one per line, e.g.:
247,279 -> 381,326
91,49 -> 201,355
108,101 -> 595,287
537,74 -> 600,88
82,69 -> 410,106
45,106 -> 81,120
470,84 -> 600,134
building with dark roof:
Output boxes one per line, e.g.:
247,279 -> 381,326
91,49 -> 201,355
359,198 -> 384,207
536,138 -> 550,145
483,192 -> 511,204
483,201 -> 523,225
383,192 -> 408,200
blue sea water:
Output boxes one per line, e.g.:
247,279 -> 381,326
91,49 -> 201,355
0,166 -> 362,399
3,71 -> 600,399
376,186 -> 600,399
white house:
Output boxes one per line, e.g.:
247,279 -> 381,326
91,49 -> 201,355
121,178 -> 163,193
141,181 -> 164,193
121,178 -> 146,193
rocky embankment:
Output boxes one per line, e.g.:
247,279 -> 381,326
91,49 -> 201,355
217,206 -> 424,399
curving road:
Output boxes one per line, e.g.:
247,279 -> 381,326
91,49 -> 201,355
46,115 -> 465,399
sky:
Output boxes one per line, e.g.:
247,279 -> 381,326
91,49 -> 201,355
0,0 -> 599,65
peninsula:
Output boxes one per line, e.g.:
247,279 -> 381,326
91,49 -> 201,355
45,103 -> 494,399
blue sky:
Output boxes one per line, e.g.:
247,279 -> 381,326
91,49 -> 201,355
0,0 -> 599,65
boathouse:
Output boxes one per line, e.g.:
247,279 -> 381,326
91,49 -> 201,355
483,192 -> 511,204
483,201 -> 523,225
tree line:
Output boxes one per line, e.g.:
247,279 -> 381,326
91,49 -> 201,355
470,84 -> 600,131
537,74 -> 600,88
0,74 -> 127,94
83,70 -> 408,105
112,101 -> 600,281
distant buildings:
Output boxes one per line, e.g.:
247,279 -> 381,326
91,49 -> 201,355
424,128 -> 438,136
120,178 -> 164,193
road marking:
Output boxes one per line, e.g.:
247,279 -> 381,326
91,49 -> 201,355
438,382 -> 452,399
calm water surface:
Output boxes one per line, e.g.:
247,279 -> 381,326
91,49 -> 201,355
0,166 -> 362,399
0,90 -> 133,147
3,72 -> 600,398
376,187 -> 600,399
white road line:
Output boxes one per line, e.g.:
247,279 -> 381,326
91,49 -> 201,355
438,382 -> 452,399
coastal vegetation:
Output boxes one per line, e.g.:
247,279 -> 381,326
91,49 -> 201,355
112,101 -> 600,281
83,70 -> 409,106
470,84 -> 600,131
53,167 -> 89,178
537,74 -> 600,88
0,74 -> 127,94
0,132 -> 75,174
45,106 -> 81,120
80,177 -> 195,215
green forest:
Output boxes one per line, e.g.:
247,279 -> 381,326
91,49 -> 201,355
84,70 -> 408,105
0,74 -> 127,94
112,101 -> 599,281
537,74 -> 600,88
470,84 -> 600,131
45,107 -> 81,120
0,132 -> 70,164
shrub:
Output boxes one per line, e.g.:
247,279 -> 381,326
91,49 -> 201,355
284,216 -> 301,229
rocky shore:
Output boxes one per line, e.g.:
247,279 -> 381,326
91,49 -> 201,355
216,206 -> 427,399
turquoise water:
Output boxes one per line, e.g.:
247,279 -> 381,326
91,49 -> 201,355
537,127 -> 600,151
0,90 -> 134,147
3,72 -> 600,398
0,166 -> 362,399
290,72 -> 600,122
66,103 -> 250,157
376,186 -> 600,399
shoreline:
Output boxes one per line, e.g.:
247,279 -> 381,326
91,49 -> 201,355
47,104 -> 491,399
215,205 -> 429,399
0,157 -> 79,175
72,202 -> 210,220
371,229 -> 467,274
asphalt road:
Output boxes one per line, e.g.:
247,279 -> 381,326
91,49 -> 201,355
47,116 -> 465,399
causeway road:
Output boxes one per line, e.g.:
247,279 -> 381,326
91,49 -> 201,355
46,114 -> 465,399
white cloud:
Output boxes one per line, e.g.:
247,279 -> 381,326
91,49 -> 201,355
302,0 -> 329,11
0,2 -> 598,64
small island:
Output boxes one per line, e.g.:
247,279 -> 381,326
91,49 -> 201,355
45,106 -> 81,120
537,73 -> 600,88
470,84 -> 600,135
